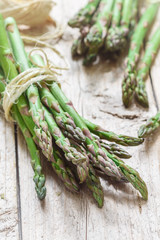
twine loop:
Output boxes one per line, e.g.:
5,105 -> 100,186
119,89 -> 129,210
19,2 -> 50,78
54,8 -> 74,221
2,48 -> 64,122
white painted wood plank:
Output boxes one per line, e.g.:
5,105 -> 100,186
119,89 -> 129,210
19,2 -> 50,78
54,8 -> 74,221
81,6 -> 160,240
0,117 -> 19,240
18,131 -> 87,240
17,1 -> 160,240
18,2 -> 87,240
82,64 -> 160,240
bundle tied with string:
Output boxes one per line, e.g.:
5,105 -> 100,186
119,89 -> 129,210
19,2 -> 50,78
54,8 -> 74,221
2,49 -> 61,122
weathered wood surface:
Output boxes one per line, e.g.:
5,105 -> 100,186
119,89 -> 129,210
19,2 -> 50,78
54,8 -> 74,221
1,1 -> 160,240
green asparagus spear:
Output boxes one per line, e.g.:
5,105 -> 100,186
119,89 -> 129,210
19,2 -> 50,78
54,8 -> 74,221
138,112 -> 160,138
84,0 -> 115,65
135,27 -> 160,107
129,0 -> 138,31
71,35 -> 88,57
0,15 -> 48,199
0,68 -> 5,106
106,0 -> 138,52
12,106 -> 46,200
0,67 -> 46,199
122,3 -> 158,107
105,0 -> 125,52
100,141 -> 131,159
111,0 -> 123,27
61,127 -> 132,159
86,164 -> 104,208
39,83 -> 85,143
102,149 -> 148,200
51,146 -> 79,192
4,16 -> 53,158
43,105 -> 89,183
70,140 -> 104,207
82,118 -> 144,146
68,0 -> 101,28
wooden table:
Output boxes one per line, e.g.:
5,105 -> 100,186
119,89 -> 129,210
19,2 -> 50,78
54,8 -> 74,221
1,1 -> 160,239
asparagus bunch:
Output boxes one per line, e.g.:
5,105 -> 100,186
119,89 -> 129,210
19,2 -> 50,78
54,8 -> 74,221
0,14 -> 148,207
68,0 -> 138,66
122,3 -> 159,107
0,16 -> 80,198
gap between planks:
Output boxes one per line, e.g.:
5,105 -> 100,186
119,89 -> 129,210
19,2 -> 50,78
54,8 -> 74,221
149,71 -> 159,111
14,125 -> 23,240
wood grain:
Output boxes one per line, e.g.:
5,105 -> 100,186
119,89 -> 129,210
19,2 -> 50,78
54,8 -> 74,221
1,1 -> 160,240
0,119 -> 19,240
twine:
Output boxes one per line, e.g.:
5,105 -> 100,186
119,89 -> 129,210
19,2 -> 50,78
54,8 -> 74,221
0,0 -> 64,42
2,48 -> 64,122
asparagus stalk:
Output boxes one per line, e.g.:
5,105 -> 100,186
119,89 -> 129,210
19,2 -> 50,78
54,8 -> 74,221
0,15 -> 48,199
82,118 -> 144,146
39,83 -> 85,143
138,112 -> 160,138
0,68 -> 5,106
43,105 -> 89,183
71,35 -> 88,58
68,0 -> 101,28
84,0 -> 115,65
70,140 -> 104,207
105,0 -> 124,52
51,146 -> 79,192
111,0 -> 123,27
104,150 -> 148,200
86,164 -> 104,208
4,16 -> 53,158
12,106 -> 46,200
94,146 -> 147,199
100,141 -> 131,159
106,0 -> 138,52
135,27 -> 160,108
129,0 -> 138,30
122,3 -> 158,107
61,128 -> 132,159
71,24 -> 90,58
0,68 -> 46,200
